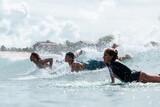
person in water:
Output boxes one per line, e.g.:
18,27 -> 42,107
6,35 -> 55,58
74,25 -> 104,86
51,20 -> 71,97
65,52 -> 106,72
65,46 -> 132,72
30,52 -> 53,69
103,48 -> 160,83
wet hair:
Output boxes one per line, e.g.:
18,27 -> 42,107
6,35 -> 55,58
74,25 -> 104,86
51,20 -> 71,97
104,48 -> 118,61
30,52 -> 40,61
65,52 -> 75,59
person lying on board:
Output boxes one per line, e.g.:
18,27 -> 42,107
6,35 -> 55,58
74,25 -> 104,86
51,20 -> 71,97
65,52 -> 106,72
30,52 -> 53,69
65,43 -> 133,72
104,48 -> 160,83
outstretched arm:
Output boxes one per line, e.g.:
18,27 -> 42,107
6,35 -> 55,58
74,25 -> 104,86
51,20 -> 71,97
42,58 -> 53,69
109,70 -> 115,83
71,63 -> 84,72
74,50 -> 84,58
110,74 -> 115,83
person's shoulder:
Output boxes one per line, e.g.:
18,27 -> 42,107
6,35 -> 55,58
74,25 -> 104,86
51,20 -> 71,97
113,60 -> 130,70
72,62 -> 84,70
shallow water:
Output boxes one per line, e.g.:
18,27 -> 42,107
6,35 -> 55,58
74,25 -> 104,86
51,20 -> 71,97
1,79 -> 160,107
0,50 -> 160,107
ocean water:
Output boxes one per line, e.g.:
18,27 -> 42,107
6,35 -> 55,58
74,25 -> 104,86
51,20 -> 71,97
0,49 -> 160,107
1,0 -> 160,107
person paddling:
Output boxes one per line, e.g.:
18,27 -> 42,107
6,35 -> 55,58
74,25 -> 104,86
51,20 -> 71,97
65,52 -> 106,72
103,48 -> 160,83
30,52 -> 53,69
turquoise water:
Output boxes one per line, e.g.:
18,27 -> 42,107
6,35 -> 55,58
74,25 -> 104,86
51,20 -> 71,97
0,50 -> 160,107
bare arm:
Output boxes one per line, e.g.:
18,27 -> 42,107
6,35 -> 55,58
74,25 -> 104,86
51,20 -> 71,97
42,58 -> 53,69
71,63 -> 84,72
109,70 -> 115,83
110,75 -> 115,83
74,50 -> 84,58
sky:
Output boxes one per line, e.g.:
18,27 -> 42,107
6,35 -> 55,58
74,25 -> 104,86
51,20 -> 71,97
0,0 -> 160,47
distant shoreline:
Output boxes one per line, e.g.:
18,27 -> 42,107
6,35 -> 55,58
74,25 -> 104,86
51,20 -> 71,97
0,51 -> 31,60
0,51 -> 31,54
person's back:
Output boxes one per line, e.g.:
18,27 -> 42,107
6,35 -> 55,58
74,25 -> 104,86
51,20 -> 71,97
104,48 -> 160,83
83,60 -> 106,70
108,61 -> 132,82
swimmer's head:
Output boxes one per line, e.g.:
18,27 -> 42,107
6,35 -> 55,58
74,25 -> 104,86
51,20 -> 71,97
103,48 -> 118,63
65,52 -> 75,63
30,52 -> 40,62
